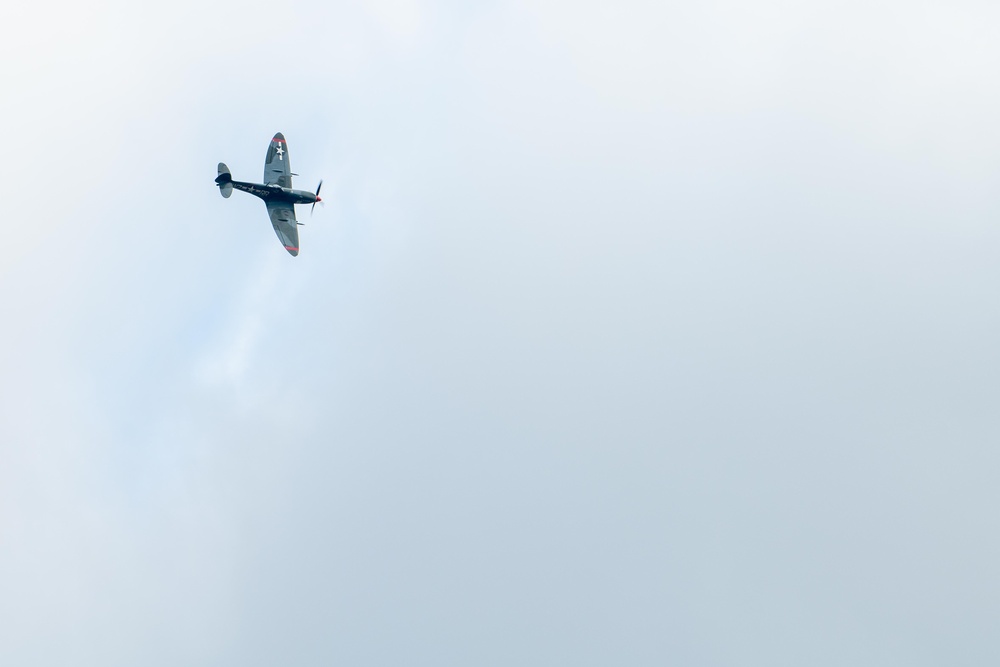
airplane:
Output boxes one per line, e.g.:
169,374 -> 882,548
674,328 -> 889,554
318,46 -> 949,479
215,132 -> 322,256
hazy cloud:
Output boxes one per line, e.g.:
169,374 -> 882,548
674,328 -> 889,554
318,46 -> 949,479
2,1 -> 999,665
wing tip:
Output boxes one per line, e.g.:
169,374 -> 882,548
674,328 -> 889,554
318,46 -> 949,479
284,245 -> 299,257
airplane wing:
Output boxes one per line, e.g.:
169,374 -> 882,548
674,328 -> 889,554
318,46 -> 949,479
263,132 -> 292,187
266,201 -> 300,256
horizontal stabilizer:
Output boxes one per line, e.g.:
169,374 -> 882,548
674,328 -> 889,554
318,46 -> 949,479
216,162 -> 233,198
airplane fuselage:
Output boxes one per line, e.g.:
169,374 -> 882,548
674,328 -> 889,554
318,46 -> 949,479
230,181 -> 319,206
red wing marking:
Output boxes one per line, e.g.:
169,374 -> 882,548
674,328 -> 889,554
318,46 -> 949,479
272,138 -> 286,143
284,245 -> 299,251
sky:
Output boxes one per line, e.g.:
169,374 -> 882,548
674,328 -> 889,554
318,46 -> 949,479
2,0 -> 1000,664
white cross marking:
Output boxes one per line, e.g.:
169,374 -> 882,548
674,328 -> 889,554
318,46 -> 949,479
276,145 -> 284,161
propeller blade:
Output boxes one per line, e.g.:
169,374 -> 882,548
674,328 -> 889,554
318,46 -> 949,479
312,180 -> 324,217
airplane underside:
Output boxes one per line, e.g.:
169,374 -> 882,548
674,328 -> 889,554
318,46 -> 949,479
215,132 -> 321,257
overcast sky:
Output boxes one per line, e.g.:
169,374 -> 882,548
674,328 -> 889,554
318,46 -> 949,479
2,1 -> 1000,664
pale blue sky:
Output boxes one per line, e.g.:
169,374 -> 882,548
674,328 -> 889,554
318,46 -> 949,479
2,1 -> 1000,664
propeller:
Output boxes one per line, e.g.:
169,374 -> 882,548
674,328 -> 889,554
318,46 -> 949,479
311,180 -> 324,216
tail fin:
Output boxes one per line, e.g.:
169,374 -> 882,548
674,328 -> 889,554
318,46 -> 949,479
216,162 -> 233,198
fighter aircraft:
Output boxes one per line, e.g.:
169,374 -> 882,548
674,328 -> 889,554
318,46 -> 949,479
215,132 -> 322,256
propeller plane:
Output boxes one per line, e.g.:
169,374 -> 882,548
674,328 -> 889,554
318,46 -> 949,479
215,132 -> 322,256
